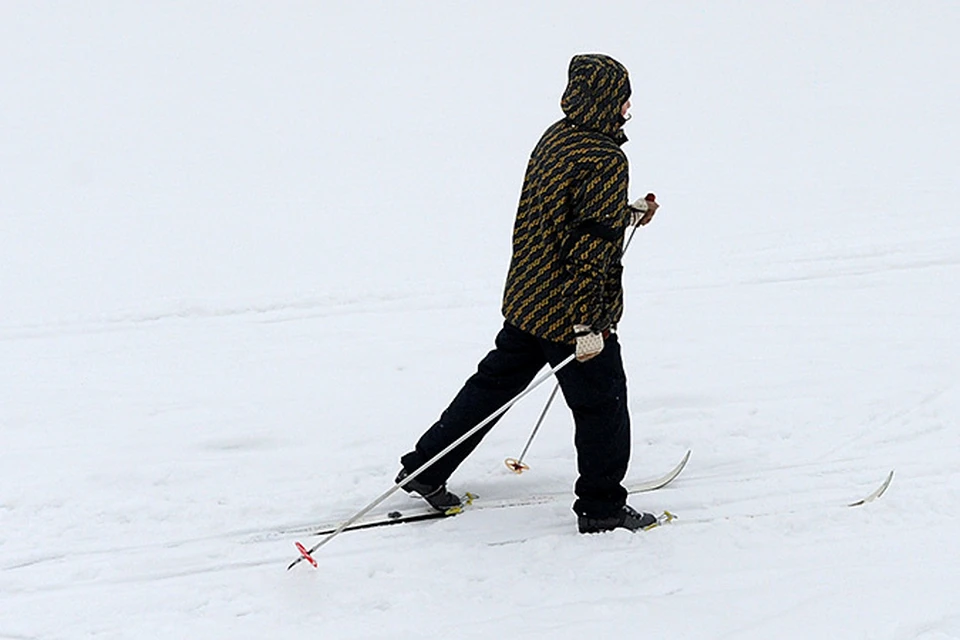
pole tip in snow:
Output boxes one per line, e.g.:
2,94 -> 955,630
294,542 -> 318,569
504,458 -> 530,474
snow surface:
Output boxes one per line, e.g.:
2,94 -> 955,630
2,3 -> 959,639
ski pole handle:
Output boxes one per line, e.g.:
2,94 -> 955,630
623,193 -> 655,254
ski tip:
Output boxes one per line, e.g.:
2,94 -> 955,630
294,541 -> 318,568
848,469 -> 895,507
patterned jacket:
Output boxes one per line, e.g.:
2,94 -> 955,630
502,54 -> 632,345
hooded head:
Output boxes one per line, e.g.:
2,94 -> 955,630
560,54 -> 631,139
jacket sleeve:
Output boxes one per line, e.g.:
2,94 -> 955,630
561,149 -> 629,331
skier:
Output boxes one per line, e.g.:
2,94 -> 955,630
396,53 -> 661,533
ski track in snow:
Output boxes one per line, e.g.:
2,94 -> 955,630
3,3 -> 960,639
3,253 -> 958,638
0,286 -> 494,342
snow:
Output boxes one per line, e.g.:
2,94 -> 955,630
2,3 -> 959,638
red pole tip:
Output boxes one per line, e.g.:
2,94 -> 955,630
295,542 -> 318,568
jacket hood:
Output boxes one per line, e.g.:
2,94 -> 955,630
560,54 -> 631,139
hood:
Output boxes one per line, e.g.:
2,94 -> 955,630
560,54 -> 631,139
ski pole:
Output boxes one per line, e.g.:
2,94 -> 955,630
504,194 -> 655,474
622,222 -> 640,254
621,191 -> 656,254
504,381 -> 561,473
289,352 -> 578,570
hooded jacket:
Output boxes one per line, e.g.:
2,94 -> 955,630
502,54 -> 632,345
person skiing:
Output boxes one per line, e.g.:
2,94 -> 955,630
396,53 -> 661,534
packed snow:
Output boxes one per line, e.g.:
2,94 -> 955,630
2,3 -> 959,639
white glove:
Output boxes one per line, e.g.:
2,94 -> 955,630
574,325 -> 604,362
629,197 -> 650,213
628,193 -> 659,227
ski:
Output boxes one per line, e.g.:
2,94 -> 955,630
848,469 -> 894,507
643,509 -> 678,530
297,450 -> 690,538
628,449 -> 691,493
307,492 -> 477,535
488,510 -> 678,547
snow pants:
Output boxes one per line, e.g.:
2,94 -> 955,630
400,321 -> 630,518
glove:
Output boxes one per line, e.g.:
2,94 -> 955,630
628,192 -> 659,227
574,325 -> 604,362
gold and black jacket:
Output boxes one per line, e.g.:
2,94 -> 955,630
502,54 -> 632,345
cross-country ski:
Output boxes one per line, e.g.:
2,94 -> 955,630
848,470 -> 895,507
4,4 -> 957,638
291,451 -> 691,541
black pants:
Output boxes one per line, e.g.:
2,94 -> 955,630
400,322 -> 630,518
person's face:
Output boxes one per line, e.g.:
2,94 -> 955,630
621,99 -> 632,119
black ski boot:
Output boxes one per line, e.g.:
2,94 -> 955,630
578,504 -> 657,534
395,469 -> 463,512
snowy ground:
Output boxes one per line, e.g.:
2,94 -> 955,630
2,3 -> 959,639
